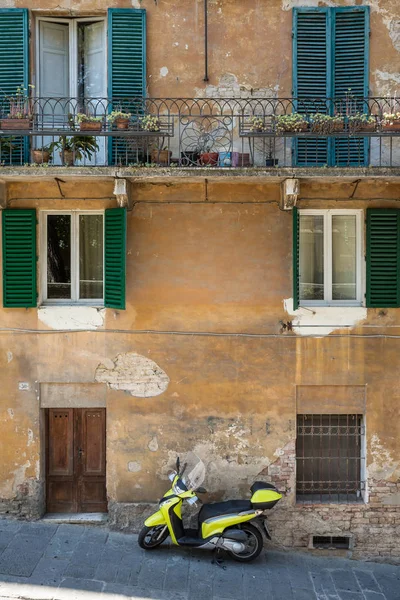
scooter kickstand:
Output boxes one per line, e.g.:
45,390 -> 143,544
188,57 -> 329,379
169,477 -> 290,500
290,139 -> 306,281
212,548 -> 226,569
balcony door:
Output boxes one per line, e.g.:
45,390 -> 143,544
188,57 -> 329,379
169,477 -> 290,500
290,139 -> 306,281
37,18 -> 106,164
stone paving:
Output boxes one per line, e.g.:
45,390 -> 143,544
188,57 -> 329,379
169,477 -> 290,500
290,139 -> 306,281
0,519 -> 399,600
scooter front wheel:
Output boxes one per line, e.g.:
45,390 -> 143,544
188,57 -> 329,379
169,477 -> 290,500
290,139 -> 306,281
138,525 -> 169,549
228,523 -> 263,562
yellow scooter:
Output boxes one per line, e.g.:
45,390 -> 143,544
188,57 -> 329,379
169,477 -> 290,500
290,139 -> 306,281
138,454 -> 282,562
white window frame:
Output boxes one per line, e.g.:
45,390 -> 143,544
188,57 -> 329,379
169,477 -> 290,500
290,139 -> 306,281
299,209 -> 363,307
35,16 -> 107,99
40,210 -> 104,306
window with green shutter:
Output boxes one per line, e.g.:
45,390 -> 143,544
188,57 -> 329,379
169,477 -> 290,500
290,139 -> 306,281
2,209 -> 37,308
0,8 -> 29,164
366,209 -> 400,308
293,7 -> 369,167
104,208 -> 127,310
107,8 -> 146,165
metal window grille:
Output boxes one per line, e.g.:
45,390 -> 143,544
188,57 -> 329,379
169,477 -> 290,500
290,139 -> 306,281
296,414 -> 365,504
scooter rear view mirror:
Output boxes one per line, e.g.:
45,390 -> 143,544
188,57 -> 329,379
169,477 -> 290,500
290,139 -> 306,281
176,457 -> 180,473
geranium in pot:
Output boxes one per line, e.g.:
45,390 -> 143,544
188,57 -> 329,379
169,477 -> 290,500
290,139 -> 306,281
381,112 -> 400,132
1,85 -> 34,130
76,113 -> 103,131
51,135 -> 99,166
32,144 -> 52,164
150,140 -> 172,165
107,110 -> 131,130
276,113 -> 309,133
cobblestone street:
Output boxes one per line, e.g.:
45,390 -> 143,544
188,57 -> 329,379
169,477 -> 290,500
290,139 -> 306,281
0,519 -> 399,600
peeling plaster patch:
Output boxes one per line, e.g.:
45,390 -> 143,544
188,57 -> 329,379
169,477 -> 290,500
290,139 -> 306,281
196,72 -> 278,100
27,429 -> 34,447
148,436 -> 159,452
369,434 -> 399,480
6,351 -> 13,363
282,0 -> 336,10
131,0 -> 142,7
38,306 -> 105,331
284,298 -> 367,336
374,69 -> 400,94
389,19 -> 400,52
185,44 -> 189,50
160,67 -> 169,78
95,352 -> 170,398
128,461 -> 142,473
7,408 -> 14,419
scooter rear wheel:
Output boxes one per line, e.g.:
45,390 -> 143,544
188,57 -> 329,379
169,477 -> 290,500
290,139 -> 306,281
138,525 -> 169,549
228,523 -> 263,562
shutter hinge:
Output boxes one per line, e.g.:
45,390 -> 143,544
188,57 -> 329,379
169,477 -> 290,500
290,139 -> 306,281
36,255 -> 39,262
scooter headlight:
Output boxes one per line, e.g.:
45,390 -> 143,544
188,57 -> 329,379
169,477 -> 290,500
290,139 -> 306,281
173,482 -> 186,494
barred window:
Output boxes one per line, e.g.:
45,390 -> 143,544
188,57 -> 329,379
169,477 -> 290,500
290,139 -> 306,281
296,414 -> 365,504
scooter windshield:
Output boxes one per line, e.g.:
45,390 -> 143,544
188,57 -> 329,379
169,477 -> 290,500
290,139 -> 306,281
180,452 -> 206,490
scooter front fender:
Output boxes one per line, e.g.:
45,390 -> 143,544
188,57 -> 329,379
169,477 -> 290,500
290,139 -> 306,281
145,510 -> 166,528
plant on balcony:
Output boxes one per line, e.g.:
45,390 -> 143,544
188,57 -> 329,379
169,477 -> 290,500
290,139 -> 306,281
76,113 -> 103,131
50,135 -> 99,166
248,116 -> 267,133
1,84 -> 34,130
348,113 -> 377,133
381,112 -> 400,132
107,110 -> 131,130
140,114 -> 161,132
31,144 -> 53,164
275,113 -> 309,133
310,113 -> 344,134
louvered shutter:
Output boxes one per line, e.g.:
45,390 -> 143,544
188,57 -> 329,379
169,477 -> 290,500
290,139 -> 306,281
333,8 -> 369,166
293,9 -> 329,167
0,9 -> 29,164
292,207 -> 300,310
2,210 -> 36,308
366,209 -> 400,308
107,8 -> 146,165
104,207 -> 127,310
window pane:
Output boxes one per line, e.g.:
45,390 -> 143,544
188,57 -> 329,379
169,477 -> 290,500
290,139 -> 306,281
299,215 -> 324,301
332,215 -> 356,300
79,214 -> 103,299
47,214 -> 71,299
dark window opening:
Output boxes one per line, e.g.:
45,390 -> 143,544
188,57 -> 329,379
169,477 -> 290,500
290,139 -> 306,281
296,414 -> 365,504
312,536 -> 350,550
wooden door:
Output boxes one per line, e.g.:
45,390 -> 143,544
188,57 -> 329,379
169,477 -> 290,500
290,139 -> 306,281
46,408 -> 107,513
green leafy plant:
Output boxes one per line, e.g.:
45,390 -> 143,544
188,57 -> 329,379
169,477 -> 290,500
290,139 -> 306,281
310,113 -> 344,134
140,114 -> 161,132
276,113 -> 309,133
348,113 -> 376,132
107,110 -> 131,123
2,84 -> 34,119
50,135 -> 100,163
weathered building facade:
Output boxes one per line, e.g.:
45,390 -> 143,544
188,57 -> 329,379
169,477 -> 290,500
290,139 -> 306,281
0,0 -> 400,563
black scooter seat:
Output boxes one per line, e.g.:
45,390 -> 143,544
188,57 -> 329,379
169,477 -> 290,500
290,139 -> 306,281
198,500 -> 252,523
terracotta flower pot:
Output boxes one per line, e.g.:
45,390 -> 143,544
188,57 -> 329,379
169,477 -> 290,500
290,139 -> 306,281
115,117 -> 130,130
350,122 -> 376,132
151,149 -> 172,165
1,118 -> 31,130
32,150 -> 50,164
80,121 -> 102,131
331,121 -> 345,132
200,152 -> 219,166
382,122 -> 400,132
60,151 -> 74,166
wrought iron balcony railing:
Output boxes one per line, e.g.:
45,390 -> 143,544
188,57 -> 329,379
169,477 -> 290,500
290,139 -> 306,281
0,96 -> 399,168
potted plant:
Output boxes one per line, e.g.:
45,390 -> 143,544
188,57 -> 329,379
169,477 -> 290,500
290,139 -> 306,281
76,113 -> 103,132
348,113 -> 376,133
140,114 -> 161,132
107,110 -> 131,130
276,113 -> 309,133
381,112 -> 400,132
1,84 -> 34,130
248,116 -> 267,133
310,113 -> 344,134
51,135 -> 99,166
32,145 -> 52,164
150,141 -> 172,165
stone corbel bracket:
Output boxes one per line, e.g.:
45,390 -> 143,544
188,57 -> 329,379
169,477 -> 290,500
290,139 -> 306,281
113,178 -> 134,211
280,178 -> 300,211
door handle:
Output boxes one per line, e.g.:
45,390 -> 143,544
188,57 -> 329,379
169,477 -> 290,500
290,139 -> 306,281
78,447 -> 83,459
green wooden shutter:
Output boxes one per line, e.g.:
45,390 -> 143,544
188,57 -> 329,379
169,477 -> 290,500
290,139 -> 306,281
333,7 -> 369,166
293,207 -> 300,310
2,209 -> 36,308
107,8 -> 146,165
104,207 -> 127,309
0,9 -> 29,164
293,9 -> 329,167
366,209 -> 400,308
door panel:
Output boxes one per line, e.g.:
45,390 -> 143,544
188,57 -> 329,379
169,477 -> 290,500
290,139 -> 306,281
46,407 -> 106,513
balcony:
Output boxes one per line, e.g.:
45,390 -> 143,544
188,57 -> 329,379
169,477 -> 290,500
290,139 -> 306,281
0,97 -> 399,173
